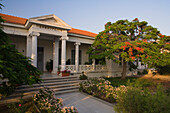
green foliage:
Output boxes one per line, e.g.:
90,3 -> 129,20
46,59 -> 53,72
79,72 -> 88,80
104,77 -> 137,87
0,4 -> 41,96
8,94 -> 27,113
88,18 -> 170,79
142,69 -> 148,74
128,78 -> 155,88
114,85 -> 170,113
156,65 -> 170,75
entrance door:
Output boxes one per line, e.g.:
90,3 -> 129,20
37,47 -> 44,72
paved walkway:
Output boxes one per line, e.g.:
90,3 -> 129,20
55,92 -> 115,113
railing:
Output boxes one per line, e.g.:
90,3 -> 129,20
65,65 -> 76,72
59,65 -> 108,73
79,65 -> 94,72
95,65 -> 107,71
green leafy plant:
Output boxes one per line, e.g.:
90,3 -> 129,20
46,59 -> 53,72
114,85 -> 170,113
8,94 -> 27,113
0,4 -> 41,96
79,72 -> 88,80
128,78 -> 155,88
142,69 -> 148,74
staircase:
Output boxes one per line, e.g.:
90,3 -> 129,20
0,76 -> 80,104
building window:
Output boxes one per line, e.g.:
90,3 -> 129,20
59,48 -> 61,65
71,50 -> 82,65
71,50 -> 75,65
79,50 -> 82,65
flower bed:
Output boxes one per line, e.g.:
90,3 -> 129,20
80,78 -> 117,103
33,87 -> 78,113
80,78 -> 170,113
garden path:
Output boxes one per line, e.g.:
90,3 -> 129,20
56,92 -> 115,113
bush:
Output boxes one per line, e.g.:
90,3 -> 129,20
129,78 -> 155,88
104,77 -> 137,87
114,85 -> 170,113
33,87 -> 78,113
79,72 -> 88,80
142,69 -> 148,74
80,78 -> 116,103
156,65 -> 170,75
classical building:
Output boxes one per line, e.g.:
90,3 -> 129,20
0,13 -> 139,77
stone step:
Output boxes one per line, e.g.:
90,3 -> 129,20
42,78 -> 79,83
16,83 -> 79,92
53,85 -> 79,92
1,76 -> 80,104
55,89 -> 79,95
4,85 -> 79,99
42,76 -> 78,80
17,80 -> 79,89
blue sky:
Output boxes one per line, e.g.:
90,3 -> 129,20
1,0 -> 170,35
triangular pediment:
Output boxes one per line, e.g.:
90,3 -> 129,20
28,14 -> 71,30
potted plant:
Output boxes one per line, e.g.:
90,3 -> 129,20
46,59 -> 53,72
62,70 -> 70,77
57,67 -> 61,75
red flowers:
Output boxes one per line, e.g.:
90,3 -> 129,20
142,39 -> 147,43
129,47 -> 132,51
125,42 -> 132,45
134,18 -> 138,21
130,56 -> 135,60
136,42 -> 141,45
121,45 -> 127,50
161,35 -> 165,38
135,47 -> 141,51
134,47 -> 144,53
19,104 -> 21,107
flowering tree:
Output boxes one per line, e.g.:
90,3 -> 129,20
88,18 -> 170,79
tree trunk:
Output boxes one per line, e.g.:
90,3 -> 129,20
121,59 -> 127,79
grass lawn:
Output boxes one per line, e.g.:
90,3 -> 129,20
105,74 -> 170,91
104,77 -> 138,87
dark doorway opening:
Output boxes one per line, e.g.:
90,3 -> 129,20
37,47 -> 44,72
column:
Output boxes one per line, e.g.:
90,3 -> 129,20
52,38 -> 59,74
26,36 -> 32,58
75,42 -> 81,72
61,36 -> 68,71
30,32 -> 40,67
92,59 -> 96,71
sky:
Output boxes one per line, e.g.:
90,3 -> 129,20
1,0 -> 170,35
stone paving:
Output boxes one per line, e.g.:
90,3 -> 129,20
56,92 -> 115,113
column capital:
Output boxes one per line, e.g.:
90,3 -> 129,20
60,36 -> 69,40
74,42 -> 81,45
29,32 -> 40,37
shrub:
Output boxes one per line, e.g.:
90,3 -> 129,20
80,78 -> 116,103
114,85 -> 170,113
142,69 -> 148,74
79,72 -> 88,80
104,77 -> 137,87
8,94 -> 28,113
129,78 -> 155,88
156,65 -> 170,75
33,87 -> 78,113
